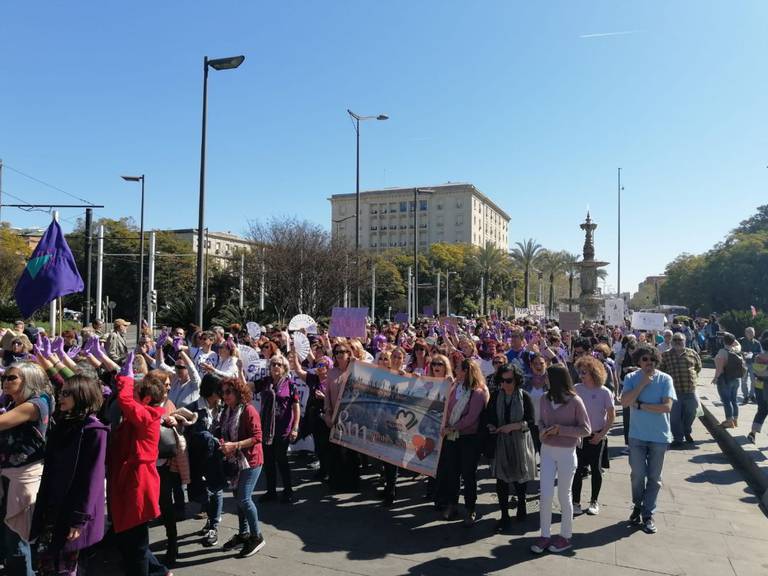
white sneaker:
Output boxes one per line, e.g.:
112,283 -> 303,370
587,501 -> 600,515
572,503 -> 584,516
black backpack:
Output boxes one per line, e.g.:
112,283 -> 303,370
724,350 -> 747,380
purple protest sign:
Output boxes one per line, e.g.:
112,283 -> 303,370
394,312 -> 409,324
329,307 -> 369,338
422,306 -> 434,318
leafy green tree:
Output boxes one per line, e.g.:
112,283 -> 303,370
539,250 -> 567,317
510,238 -> 544,308
474,242 -> 509,315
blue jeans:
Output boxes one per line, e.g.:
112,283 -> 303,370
206,487 -> 223,529
628,438 -> 668,520
717,378 -> 740,421
234,466 -> 262,537
670,392 -> 698,442
0,477 -> 33,576
742,366 -> 756,400
752,387 -> 768,433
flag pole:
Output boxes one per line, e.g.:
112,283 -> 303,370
49,211 -> 59,336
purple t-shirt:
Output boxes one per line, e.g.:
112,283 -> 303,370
575,384 -> 613,433
273,378 -> 300,438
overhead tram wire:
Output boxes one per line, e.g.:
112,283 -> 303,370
3,164 -> 98,206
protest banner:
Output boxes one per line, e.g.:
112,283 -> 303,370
329,307 -> 369,338
329,362 -> 450,477
558,311 -> 581,332
422,305 -> 434,317
514,307 -> 529,318
530,304 -> 546,320
394,312 -> 408,323
631,311 -> 666,331
605,298 -> 625,326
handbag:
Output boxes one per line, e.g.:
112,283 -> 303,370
158,424 -> 179,459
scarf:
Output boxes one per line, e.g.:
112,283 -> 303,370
221,404 -> 250,471
496,388 -> 524,426
447,384 -> 472,441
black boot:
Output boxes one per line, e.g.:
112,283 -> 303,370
515,482 -> 528,521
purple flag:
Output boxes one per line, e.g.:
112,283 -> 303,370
14,219 -> 84,318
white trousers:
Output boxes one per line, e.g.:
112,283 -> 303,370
539,443 -> 577,539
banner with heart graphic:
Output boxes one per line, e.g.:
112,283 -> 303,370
328,361 -> 451,477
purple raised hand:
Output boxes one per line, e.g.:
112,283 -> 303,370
41,336 -> 53,359
67,345 -> 81,359
173,337 -> 183,352
52,337 -> 66,359
155,331 -> 169,349
84,335 -> 99,356
120,351 -> 135,378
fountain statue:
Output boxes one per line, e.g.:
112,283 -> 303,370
564,212 -> 609,320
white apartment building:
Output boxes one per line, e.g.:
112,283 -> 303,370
329,183 -> 510,252
167,229 -> 254,264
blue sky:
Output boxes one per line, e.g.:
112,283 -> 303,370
1,1 -> 766,296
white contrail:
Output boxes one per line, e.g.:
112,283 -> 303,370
579,30 -> 641,39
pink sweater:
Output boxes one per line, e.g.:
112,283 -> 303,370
537,394 -> 591,449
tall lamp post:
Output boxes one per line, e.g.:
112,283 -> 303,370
196,54 -> 245,328
446,271 -> 458,317
121,174 -> 145,345
617,167 -> 623,298
413,188 -> 433,320
347,109 -> 388,308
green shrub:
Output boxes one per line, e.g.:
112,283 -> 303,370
718,310 -> 768,338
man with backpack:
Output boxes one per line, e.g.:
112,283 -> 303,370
712,333 -> 746,428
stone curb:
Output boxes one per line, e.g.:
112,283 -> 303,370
698,402 -> 768,508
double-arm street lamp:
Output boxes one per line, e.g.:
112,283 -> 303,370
121,174 -> 145,344
347,109 -> 388,308
195,55 -> 245,328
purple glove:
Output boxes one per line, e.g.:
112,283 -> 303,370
156,331 -> 169,349
173,337 -> 183,352
52,337 -> 66,358
42,336 -> 53,359
36,333 -> 43,349
67,345 -> 81,359
120,351 -> 135,378
32,344 -> 43,358
94,339 -> 107,360
84,335 -> 98,356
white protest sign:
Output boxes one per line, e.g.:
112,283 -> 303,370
238,345 -> 261,381
631,312 -> 666,331
514,307 -> 529,318
246,322 -> 261,339
530,304 -> 546,320
605,299 -> 625,327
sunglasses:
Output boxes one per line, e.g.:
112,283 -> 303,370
260,345 -> 271,350
414,347 -> 426,352
270,363 -> 284,368
430,361 -> 445,367
316,363 -> 329,369
175,365 -> 188,370
1,374 -> 19,383
578,370 -> 589,376
492,360 -> 503,366
500,377 -> 516,383
333,350 -> 349,355
639,356 -> 656,363
222,388 -> 234,396
60,389 -> 74,398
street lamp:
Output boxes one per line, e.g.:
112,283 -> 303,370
196,54 -> 245,328
121,174 -> 145,345
347,109 -> 388,308
413,188 -> 433,319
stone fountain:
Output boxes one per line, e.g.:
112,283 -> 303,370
565,212 -> 609,320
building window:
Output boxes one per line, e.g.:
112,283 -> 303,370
456,216 -> 463,226
437,203 -> 443,210
456,201 -> 463,208
400,202 -> 407,212
419,200 -> 428,211
409,201 -> 416,212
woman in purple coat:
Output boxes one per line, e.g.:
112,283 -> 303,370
31,375 -> 109,576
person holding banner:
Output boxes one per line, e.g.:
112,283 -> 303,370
436,359 -> 489,526
531,365 -> 590,554
406,339 -> 430,376
290,354 -> 333,481
324,343 -> 360,492
484,363 -> 536,531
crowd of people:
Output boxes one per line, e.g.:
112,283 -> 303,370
0,310 -> 762,574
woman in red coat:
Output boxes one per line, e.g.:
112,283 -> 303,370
108,353 -> 172,576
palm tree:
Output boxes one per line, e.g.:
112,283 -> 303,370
475,242 -> 508,315
562,252 -> 581,311
510,238 -> 544,308
539,250 -> 568,317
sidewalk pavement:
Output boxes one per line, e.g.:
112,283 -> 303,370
96,389 -> 768,576
696,366 -> 768,505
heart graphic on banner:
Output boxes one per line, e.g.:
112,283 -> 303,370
411,435 -> 425,448
416,437 -> 436,460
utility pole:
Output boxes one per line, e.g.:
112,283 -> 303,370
371,264 -> 376,321
260,246 -> 266,311
239,252 -> 245,308
480,275 -> 485,316
147,232 -> 156,332
407,266 -> 412,323
84,208 -> 93,325
617,167 -> 622,297
436,271 -> 441,316
96,224 -> 104,322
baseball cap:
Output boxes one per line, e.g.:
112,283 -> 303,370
114,318 -> 131,327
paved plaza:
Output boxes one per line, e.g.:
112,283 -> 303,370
94,368 -> 768,576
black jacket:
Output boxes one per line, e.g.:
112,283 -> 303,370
480,389 -> 535,460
